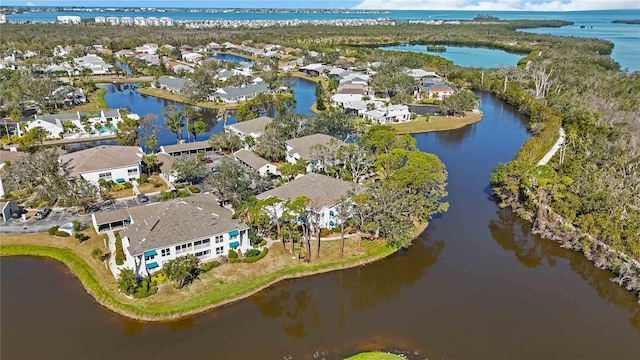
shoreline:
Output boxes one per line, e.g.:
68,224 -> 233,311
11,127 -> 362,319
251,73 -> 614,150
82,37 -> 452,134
0,228 -> 423,321
389,112 -> 483,134
136,87 -> 239,110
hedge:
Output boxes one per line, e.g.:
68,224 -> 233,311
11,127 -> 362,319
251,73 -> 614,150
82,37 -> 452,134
114,233 -> 125,265
242,248 -> 268,263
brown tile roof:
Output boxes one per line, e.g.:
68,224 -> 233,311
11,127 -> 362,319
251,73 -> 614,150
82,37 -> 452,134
257,173 -> 354,208
285,134 -> 344,160
123,199 -> 248,256
58,146 -> 141,178
156,153 -> 175,175
226,116 -> 273,136
233,149 -> 269,171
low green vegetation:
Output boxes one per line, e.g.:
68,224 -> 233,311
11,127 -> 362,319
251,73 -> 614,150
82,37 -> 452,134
344,352 -> 405,360
389,112 -> 483,134
114,233 -> 125,266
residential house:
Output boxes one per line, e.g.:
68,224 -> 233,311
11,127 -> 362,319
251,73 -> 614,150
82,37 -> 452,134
330,84 -> 373,108
415,81 -> 455,101
115,49 -> 135,58
73,54 -> 112,75
256,173 -> 354,229
210,82 -> 269,103
233,149 -> 279,177
405,69 -> 441,81
225,116 -> 273,143
299,63 -> 325,77
156,152 -> 176,182
157,75 -> 187,93
121,17 -> 133,26
53,45 -> 73,57
208,42 -> 222,51
363,104 -> 412,124
285,134 -> 345,172
0,201 -> 20,222
58,145 -> 142,185
25,112 -> 82,138
182,52 -> 205,64
0,149 -> 25,199
92,195 -> 251,276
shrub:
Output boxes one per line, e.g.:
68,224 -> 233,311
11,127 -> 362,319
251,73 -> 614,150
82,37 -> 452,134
200,261 -> 214,272
320,228 -> 331,237
331,226 -> 341,233
259,239 -> 267,247
123,182 -> 133,189
244,248 -> 260,258
151,272 -> 169,284
138,174 -> 149,184
248,229 -> 261,246
111,183 -> 127,192
55,231 -> 70,237
229,258 -> 241,264
212,260 -> 220,268
72,220 -> 82,232
115,233 -> 126,265
242,248 -> 268,263
48,226 -> 59,235
188,185 -> 201,193
228,249 -> 238,259
177,189 -> 191,198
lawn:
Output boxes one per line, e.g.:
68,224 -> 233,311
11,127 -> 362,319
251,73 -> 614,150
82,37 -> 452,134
389,112 -> 483,134
64,88 -> 108,113
137,87 -> 238,110
344,352 -> 405,360
137,175 -> 169,194
106,188 -> 134,199
0,230 -> 396,321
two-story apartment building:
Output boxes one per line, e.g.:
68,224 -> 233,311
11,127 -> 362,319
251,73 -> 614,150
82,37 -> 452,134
224,116 -> 273,144
58,145 -> 142,185
285,134 -> 345,172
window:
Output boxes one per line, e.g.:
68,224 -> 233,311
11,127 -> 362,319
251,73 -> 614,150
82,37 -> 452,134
175,243 -> 192,255
161,248 -> 170,257
127,168 -> 138,175
98,172 -> 112,181
145,255 -> 155,261
215,246 -> 224,255
195,250 -> 211,259
214,235 -> 224,244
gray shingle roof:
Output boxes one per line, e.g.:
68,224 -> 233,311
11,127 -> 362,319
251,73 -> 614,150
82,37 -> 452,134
234,149 -> 269,171
257,173 -> 354,208
226,116 -> 273,136
158,75 -> 187,91
285,134 -> 344,160
161,140 -> 212,154
58,146 -> 141,178
216,82 -> 269,100
124,199 -> 249,256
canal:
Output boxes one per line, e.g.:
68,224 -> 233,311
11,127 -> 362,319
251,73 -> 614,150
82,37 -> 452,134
2,92 -> 638,359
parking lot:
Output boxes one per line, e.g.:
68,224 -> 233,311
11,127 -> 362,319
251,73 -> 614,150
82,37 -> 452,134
0,193 -> 161,234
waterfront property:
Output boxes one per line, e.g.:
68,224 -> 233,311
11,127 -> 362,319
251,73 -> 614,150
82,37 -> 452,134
363,104 -> 412,124
233,149 -> 279,177
157,75 -> 188,93
257,173 -> 354,229
210,82 -> 270,103
92,195 -> 251,276
285,134 -> 345,172
23,109 -> 127,139
58,145 -> 143,185
415,81 -> 455,101
224,115 -> 273,143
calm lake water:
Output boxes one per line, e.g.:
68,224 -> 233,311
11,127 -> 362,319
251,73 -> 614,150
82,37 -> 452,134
207,53 -> 254,65
3,92 -> 639,359
98,77 -> 314,148
378,44 -> 524,68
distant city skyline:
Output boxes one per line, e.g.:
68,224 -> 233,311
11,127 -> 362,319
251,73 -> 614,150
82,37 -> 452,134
4,0 -> 640,11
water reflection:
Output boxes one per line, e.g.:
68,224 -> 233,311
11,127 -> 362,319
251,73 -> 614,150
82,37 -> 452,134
489,208 -> 640,333
433,122 -> 476,145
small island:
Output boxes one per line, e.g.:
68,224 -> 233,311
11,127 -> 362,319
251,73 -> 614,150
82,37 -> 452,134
426,45 -> 446,52
612,19 -> 640,25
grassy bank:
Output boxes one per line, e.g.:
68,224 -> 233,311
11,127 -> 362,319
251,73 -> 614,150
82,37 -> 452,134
389,112 -> 483,134
65,88 -> 108,113
137,87 -> 238,110
0,231 -> 397,321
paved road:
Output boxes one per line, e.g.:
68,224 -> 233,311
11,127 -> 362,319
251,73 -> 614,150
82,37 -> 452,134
0,193 -> 161,234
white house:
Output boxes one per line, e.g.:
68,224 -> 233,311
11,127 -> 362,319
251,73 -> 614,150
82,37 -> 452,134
234,149 -> 279,177
363,104 -> 412,124
225,116 -> 273,143
210,82 -> 269,103
256,173 -> 354,229
157,75 -> 187,93
285,134 -> 345,173
91,195 -> 251,276
415,81 -> 455,101
73,54 -> 112,75
25,112 -> 82,138
58,145 -> 142,185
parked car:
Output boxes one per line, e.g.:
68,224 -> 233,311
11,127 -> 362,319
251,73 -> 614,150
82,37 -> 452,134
137,193 -> 149,202
34,207 -> 52,220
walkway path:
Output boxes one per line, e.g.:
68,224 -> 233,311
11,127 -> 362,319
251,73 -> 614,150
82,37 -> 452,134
537,127 -> 566,166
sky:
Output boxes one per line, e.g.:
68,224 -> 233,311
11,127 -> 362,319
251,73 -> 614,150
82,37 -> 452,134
7,0 -> 640,10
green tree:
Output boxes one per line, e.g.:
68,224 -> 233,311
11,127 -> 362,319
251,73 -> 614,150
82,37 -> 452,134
180,106 -> 202,142
162,254 -> 199,289
172,157 -> 207,185
208,132 -> 242,153
279,159 -> 306,180
162,105 -> 185,142
141,154 -> 159,175
117,268 -> 138,295
315,82 -> 326,111
115,114 -> 139,146
253,127 -> 286,161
